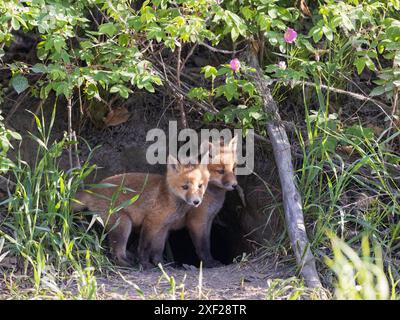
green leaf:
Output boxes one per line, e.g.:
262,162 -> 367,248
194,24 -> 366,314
53,37 -> 65,53
110,86 -> 120,94
144,82 -> 155,93
118,34 -> 130,47
151,76 -> 162,86
188,87 -> 209,100
201,66 -> 217,79
322,26 -> 333,41
309,26 -> 323,43
231,27 -> 239,42
365,57 -> 376,71
341,14 -> 354,31
11,75 -> 29,94
8,131 -> 21,140
240,6 -> 255,20
354,57 -> 366,75
31,63 -> 47,73
113,194 -> 139,213
370,86 -> 385,97
242,82 -> 255,96
99,23 -> 118,37
11,17 -> 20,30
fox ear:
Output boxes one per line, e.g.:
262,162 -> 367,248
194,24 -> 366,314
167,154 -> 181,172
229,134 -> 238,152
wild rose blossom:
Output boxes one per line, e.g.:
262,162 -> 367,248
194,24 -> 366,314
284,28 -> 297,43
278,61 -> 287,70
230,58 -> 241,72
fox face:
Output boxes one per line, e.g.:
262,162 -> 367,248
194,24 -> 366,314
206,135 -> 238,191
166,155 -> 210,207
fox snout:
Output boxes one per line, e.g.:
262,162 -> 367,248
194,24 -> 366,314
186,195 -> 202,207
222,173 -> 238,191
223,182 -> 238,191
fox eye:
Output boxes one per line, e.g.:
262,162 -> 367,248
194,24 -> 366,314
217,169 -> 225,174
198,184 -> 203,189
182,185 -> 189,190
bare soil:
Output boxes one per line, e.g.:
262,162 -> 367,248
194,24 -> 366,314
96,261 -> 284,300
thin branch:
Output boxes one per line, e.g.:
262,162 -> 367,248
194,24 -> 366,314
67,97 -> 73,169
4,90 -> 30,124
199,41 -> 246,55
180,43 -> 198,71
151,61 -> 218,115
176,45 -> 188,129
299,80 -> 392,114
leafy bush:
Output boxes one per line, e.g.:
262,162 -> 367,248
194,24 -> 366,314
0,0 -> 399,299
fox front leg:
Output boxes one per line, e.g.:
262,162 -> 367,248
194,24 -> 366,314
138,223 -> 169,269
149,227 -> 170,266
137,228 -> 154,270
187,218 -> 222,268
108,214 -> 133,267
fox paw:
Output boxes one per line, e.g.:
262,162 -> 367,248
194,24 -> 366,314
115,256 -> 133,268
139,261 -> 154,270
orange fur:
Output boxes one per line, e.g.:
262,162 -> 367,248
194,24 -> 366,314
172,136 -> 238,267
73,156 -> 209,268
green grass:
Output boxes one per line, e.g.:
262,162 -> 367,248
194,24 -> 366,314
0,106 -> 110,298
294,83 -> 400,298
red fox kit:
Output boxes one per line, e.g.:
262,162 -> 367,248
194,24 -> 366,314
172,135 -> 238,267
72,155 -> 210,268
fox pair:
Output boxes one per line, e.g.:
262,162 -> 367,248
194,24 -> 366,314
72,136 -> 238,269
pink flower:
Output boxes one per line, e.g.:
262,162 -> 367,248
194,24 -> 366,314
278,61 -> 287,70
230,58 -> 241,72
284,28 -> 297,44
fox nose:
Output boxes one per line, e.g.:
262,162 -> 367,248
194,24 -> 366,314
224,182 -> 237,190
188,197 -> 202,207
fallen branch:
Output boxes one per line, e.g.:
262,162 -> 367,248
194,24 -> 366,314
245,46 -> 323,289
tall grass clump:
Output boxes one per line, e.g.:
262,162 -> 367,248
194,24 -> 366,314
296,84 -> 400,295
326,234 -> 399,300
0,106 -> 107,297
